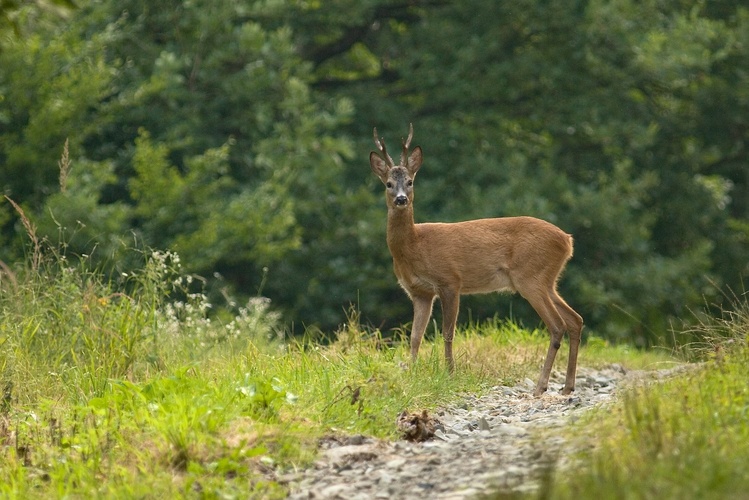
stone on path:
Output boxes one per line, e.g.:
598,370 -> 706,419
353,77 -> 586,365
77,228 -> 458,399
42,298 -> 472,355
283,365 -> 680,499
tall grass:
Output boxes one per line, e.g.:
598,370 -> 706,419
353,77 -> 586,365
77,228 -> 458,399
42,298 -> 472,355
0,195 -> 295,496
0,216 -> 570,497
540,299 -> 749,499
0,235 -> 683,498
1,241 -> 211,403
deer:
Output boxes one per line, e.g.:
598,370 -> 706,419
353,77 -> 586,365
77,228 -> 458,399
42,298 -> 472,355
369,124 -> 583,397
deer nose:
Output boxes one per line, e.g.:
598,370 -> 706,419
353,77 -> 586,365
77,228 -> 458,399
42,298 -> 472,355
394,195 -> 408,206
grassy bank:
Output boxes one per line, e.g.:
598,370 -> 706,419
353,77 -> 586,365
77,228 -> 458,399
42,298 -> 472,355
539,303 -> 749,500
0,240 -> 678,497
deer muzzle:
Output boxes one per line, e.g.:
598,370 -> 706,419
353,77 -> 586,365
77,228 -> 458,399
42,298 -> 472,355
394,195 -> 408,206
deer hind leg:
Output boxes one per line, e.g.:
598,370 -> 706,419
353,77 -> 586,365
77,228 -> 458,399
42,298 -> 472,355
438,289 -> 460,373
518,286 -> 567,397
410,294 -> 435,362
552,293 -> 583,395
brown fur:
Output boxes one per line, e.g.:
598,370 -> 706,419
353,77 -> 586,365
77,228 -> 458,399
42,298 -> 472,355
370,126 -> 583,396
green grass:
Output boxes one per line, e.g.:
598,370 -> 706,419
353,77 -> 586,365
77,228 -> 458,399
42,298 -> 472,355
6,221 -> 735,498
577,334 -> 681,370
533,303 -> 749,500
2,240 -> 628,498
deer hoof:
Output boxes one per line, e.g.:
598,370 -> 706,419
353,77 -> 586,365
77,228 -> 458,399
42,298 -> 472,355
533,386 -> 547,398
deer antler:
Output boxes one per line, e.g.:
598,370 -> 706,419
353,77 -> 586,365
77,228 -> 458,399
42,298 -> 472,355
373,127 -> 396,168
400,123 -> 414,167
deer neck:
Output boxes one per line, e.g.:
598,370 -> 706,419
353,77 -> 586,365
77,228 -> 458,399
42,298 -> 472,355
386,206 -> 417,258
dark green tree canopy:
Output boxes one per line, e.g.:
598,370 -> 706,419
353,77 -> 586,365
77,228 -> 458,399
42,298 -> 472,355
2,0 -> 748,345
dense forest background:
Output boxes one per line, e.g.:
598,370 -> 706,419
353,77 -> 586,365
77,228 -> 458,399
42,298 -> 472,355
1,0 -> 747,346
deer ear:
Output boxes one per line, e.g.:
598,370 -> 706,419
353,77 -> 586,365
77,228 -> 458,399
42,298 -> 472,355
407,146 -> 423,175
370,151 -> 389,180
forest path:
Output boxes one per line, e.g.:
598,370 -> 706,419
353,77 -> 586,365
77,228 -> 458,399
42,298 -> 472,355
281,364 -> 684,499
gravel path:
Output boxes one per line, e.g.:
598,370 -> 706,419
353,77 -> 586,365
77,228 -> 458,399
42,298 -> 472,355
281,364 -> 683,499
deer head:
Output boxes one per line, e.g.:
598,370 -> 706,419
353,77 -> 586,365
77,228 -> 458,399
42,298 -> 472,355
370,123 -> 423,209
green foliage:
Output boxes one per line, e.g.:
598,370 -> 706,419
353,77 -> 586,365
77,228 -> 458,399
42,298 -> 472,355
323,0 -> 749,344
0,4 -> 114,204
129,129 -> 300,270
36,149 -> 132,266
1,0 -> 355,326
1,0 -> 748,345
546,303 -> 749,499
0,0 -> 76,47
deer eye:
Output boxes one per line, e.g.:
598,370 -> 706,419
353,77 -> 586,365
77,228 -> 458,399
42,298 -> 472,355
406,180 -> 413,187
386,181 -> 393,188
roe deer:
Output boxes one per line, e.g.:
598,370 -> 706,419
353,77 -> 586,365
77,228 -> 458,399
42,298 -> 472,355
370,124 -> 583,396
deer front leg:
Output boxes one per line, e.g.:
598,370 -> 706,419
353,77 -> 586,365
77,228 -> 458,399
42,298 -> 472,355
439,289 -> 460,373
410,295 -> 435,362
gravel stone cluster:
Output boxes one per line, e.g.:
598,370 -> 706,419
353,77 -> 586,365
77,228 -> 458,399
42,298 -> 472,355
281,364 -> 679,499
